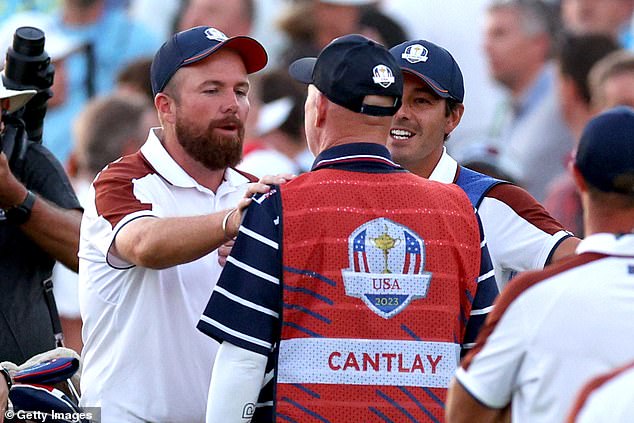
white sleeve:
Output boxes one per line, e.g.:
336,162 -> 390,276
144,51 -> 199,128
80,177 -> 159,269
206,342 -> 268,423
479,195 -> 569,272
454,299 -> 529,409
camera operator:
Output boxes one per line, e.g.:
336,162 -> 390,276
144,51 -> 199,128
0,44 -> 82,365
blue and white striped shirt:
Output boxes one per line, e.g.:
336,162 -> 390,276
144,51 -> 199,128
197,143 -> 498,419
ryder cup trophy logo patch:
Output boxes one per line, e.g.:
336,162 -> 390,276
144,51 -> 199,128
204,27 -> 228,42
341,218 -> 432,319
401,44 -> 429,64
372,65 -> 396,88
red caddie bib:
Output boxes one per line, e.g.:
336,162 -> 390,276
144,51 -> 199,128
275,168 -> 481,422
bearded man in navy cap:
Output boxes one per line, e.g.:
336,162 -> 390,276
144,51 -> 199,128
198,34 -> 498,423
78,26 -> 283,422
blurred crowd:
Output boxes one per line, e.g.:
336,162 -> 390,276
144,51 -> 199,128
1,0 -> 634,420
0,0 -> 634,422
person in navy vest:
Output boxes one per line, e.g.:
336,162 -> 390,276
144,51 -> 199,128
198,34 -> 498,422
387,39 -> 581,291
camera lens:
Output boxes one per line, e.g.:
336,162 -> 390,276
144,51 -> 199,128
3,25 -> 54,143
12,27 -> 45,57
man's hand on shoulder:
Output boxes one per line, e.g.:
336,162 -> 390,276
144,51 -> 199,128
224,173 -> 295,240
258,173 -> 296,186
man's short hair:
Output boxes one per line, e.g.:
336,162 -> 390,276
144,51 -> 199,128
589,50 -> 634,107
557,32 -> 619,104
74,94 -> 149,176
116,57 -> 154,102
488,0 -> 560,55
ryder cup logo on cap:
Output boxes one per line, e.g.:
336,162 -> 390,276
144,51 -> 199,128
401,44 -> 429,64
150,25 -> 268,96
204,27 -> 227,41
288,34 -> 403,116
390,39 -> 464,103
372,64 -> 396,88
341,218 -> 432,319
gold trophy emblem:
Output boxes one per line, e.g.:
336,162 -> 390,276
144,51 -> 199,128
371,225 -> 401,273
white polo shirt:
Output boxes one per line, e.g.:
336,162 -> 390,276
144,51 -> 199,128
570,361 -> 634,423
78,129 -> 251,422
430,149 -> 570,290
455,233 -> 634,423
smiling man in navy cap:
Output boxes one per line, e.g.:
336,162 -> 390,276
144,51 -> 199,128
198,34 -> 498,422
387,39 -> 579,293
77,26 -> 276,422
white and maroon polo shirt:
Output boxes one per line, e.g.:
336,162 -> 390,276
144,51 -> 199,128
78,128 -> 252,422
455,233 -> 634,423
569,360 -> 634,423
430,149 -> 571,290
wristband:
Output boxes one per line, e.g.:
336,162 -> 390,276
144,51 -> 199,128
5,190 -> 36,225
221,208 -> 238,239
0,366 -> 12,391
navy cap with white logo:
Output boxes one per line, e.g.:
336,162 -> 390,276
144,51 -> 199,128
151,26 -> 268,96
390,39 -> 464,103
575,106 -> 634,195
288,34 -> 403,116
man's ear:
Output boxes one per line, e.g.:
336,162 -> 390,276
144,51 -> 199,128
571,162 -> 588,194
154,93 -> 176,125
560,75 -> 580,103
315,91 -> 328,128
66,151 -> 79,178
445,102 -> 465,136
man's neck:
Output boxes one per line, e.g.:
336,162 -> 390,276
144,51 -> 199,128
508,63 -> 545,101
318,130 -> 389,156
318,113 -> 393,154
584,202 -> 634,236
403,147 -> 444,180
568,105 -> 594,140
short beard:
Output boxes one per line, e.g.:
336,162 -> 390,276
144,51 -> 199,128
175,114 -> 244,171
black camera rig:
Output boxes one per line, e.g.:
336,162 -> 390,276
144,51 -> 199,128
1,26 -> 54,171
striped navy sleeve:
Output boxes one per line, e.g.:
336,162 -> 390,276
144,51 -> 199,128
462,212 -> 498,354
197,187 -> 283,357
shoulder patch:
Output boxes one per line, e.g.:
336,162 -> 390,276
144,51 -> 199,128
253,188 -> 278,205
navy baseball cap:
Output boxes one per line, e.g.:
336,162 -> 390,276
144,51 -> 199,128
390,39 -> 464,103
151,26 -> 268,96
288,34 -> 403,116
575,106 -> 634,195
